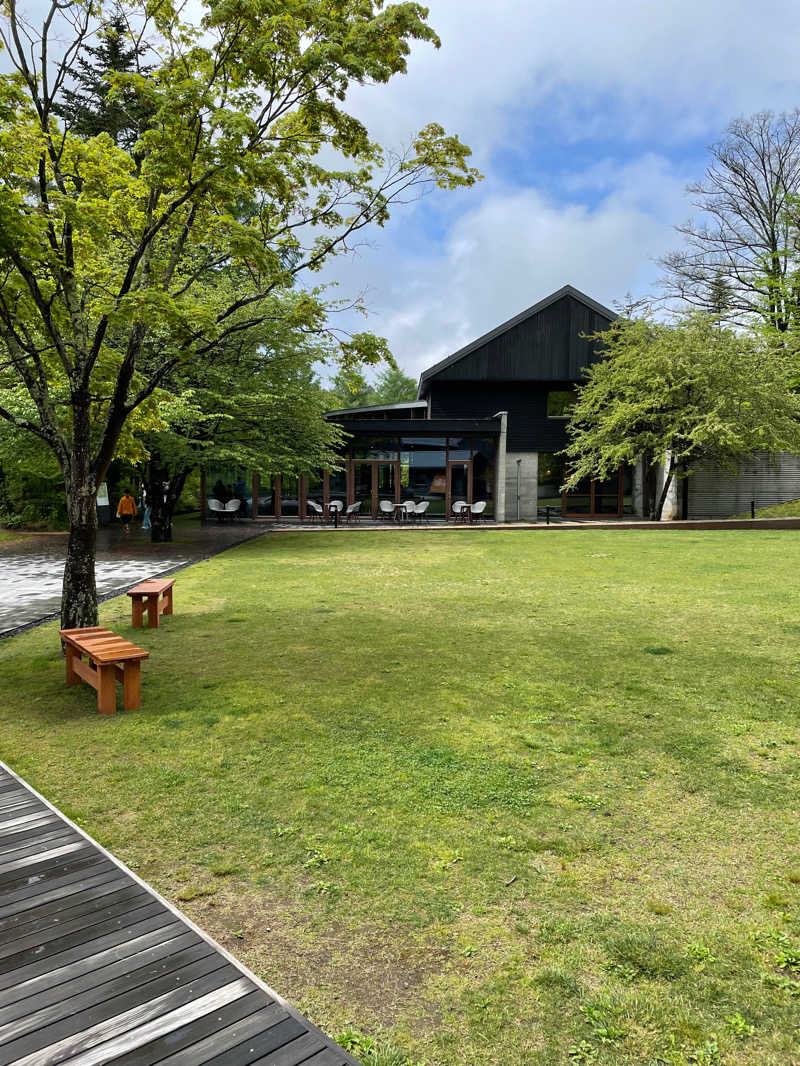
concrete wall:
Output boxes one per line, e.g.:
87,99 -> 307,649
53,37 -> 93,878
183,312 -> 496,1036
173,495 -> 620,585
505,452 -> 539,521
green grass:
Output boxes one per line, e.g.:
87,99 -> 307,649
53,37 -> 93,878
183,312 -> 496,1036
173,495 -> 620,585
2,529 -> 800,1065
734,498 -> 800,519
0,528 -> 30,543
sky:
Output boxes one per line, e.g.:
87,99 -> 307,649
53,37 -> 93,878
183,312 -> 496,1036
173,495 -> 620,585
318,0 -> 800,381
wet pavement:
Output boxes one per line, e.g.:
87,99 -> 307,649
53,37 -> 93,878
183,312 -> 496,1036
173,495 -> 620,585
0,519 -> 267,637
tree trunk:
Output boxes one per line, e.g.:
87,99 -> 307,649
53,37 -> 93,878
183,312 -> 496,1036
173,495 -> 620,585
146,457 -> 189,543
654,455 -> 676,521
61,475 -> 99,629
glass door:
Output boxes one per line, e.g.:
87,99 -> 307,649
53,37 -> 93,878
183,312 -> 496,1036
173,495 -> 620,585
446,460 -> 472,520
353,462 -> 374,517
562,468 -> 622,517
376,463 -> 397,518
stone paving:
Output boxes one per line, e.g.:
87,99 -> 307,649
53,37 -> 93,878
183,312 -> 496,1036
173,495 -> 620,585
0,519 -> 266,637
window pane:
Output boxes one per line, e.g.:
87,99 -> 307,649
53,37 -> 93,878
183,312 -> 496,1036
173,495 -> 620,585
472,439 -> 495,516
538,453 -> 564,509
257,473 -> 276,517
280,474 -> 299,516
329,468 -> 347,499
351,437 -> 398,460
401,439 -> 447,513
547,390 -> 577,418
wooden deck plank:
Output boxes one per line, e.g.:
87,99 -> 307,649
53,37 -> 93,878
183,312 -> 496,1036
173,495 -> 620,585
0,764 -> 356,1066
0,942 -> 219,1046
0,879 -> 141,938
0,887 -> 152,958
0,934 -> 207,1024
107,991 -> 269,1066
0,929 -> 198,1009
0,864 -> 122,920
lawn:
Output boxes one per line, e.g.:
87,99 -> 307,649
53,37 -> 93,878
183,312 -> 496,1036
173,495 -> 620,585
1,528 -> 800,1066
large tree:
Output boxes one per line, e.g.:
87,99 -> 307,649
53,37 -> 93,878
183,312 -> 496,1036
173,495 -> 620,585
0,0 -> 479,628
563,312 -> 800,519
661,111 -> 800,332
138,294 -> 349,541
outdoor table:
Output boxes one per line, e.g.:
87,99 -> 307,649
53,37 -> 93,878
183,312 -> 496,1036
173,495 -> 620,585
393,502 -> 409,522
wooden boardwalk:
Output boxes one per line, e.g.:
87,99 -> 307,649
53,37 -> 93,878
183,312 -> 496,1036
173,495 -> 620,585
0,763 -> 356,1066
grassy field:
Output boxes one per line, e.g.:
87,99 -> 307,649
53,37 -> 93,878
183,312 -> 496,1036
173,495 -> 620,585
2,528 -> 800,1066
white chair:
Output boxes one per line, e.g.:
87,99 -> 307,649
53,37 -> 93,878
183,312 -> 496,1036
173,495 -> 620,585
470,500 -> 487,522
307,499 -> 324,522
225,499 -> 242,521
403,500 -> 416,521
328,499 -> 344,512
414,501 -> 430,522
207,498 -> 226,522
452,500 -> 467,522
345,501 -> 362,523
378,500 -> 394,520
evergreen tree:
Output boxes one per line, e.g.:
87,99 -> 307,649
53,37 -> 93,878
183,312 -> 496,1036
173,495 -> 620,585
54,9 -> 151,152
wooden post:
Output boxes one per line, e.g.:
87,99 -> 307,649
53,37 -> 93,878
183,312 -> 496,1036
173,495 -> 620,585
131,598 -> 144,627
65,645 -> 81,686
252,472 -> 259,520
97,665 -> 117,714
299,475 -> 307,522
146,594 -> 159,628
163,585 -> 173,616
275,475 -> 282,519
323,471 -> 330,510
123,661 -> 142,711
200,469 -> 207,522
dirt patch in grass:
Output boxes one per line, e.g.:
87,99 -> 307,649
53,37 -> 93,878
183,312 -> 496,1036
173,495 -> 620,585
185,882 -> 449,1034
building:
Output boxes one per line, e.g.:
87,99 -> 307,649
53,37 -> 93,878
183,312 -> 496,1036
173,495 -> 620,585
202,284 -> 800,522
324,284 -> 639,521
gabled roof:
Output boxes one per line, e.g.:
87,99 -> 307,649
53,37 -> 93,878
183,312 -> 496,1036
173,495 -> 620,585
418,284 -> 616,392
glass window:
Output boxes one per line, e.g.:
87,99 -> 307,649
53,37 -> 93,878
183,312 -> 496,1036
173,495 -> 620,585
547,390 -> 577,418
257,473 -> 276,517
447,436 -> 471,460
622,466 -> 634,514
328,467 -> 347,502
401,438 -> 446,514
472,438 -> 496,516
208,466 -> 251,517
351,437 -> 398,460
280,474 -> 300,517
537,453 -> 564,510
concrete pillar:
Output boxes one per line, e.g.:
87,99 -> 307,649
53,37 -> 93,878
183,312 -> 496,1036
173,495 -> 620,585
494,411 -> 508,522
505,452 -> 539,521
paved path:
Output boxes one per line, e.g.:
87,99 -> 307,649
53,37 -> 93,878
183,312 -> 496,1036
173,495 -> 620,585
0,761 -> 354,1066
0,522 -> 265,638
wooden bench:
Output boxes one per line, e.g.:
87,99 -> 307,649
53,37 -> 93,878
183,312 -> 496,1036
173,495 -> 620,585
126,577 -> 175,628
59,627 -> 149,715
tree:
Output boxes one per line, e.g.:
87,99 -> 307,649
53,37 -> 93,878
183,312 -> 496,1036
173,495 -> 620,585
138,296 -> 347,541
327,368 -> 379,409
0,0 -> 480,628
53,6 -> 152,153
371,364 -> 417,403
563,312 -> 800,519
660,111 -> 800,332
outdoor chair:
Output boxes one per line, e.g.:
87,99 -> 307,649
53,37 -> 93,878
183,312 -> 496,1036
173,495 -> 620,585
307,499 -> 324,522
207,498 -> 226,522
452,500 -> 468,522
414,501 -> 430,522
470,500 -> 487,522
328,499 -> 344,511
378,500 -> 394,520
345,501 -> 362,523
403,500 -> 416,521
225,499 -> 242,521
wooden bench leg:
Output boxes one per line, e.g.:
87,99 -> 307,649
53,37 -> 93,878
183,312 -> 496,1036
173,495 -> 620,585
146,594 -> 159,628
163,586 -> 173,616
122,661 -> 142,710
97,664 -> 117,714
131,598 -> 144,627
65,645 -> 81,686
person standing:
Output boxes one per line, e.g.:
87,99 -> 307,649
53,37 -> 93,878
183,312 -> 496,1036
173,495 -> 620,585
116,488 -> 137,534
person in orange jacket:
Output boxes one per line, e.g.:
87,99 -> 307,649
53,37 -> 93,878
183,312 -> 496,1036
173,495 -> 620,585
116,489 -> 137,534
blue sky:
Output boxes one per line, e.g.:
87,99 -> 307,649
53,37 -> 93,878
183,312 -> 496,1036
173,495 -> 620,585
320,0 -> 800,380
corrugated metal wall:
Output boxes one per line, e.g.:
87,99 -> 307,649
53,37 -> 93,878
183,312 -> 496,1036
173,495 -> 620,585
687,452 -> 800,518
